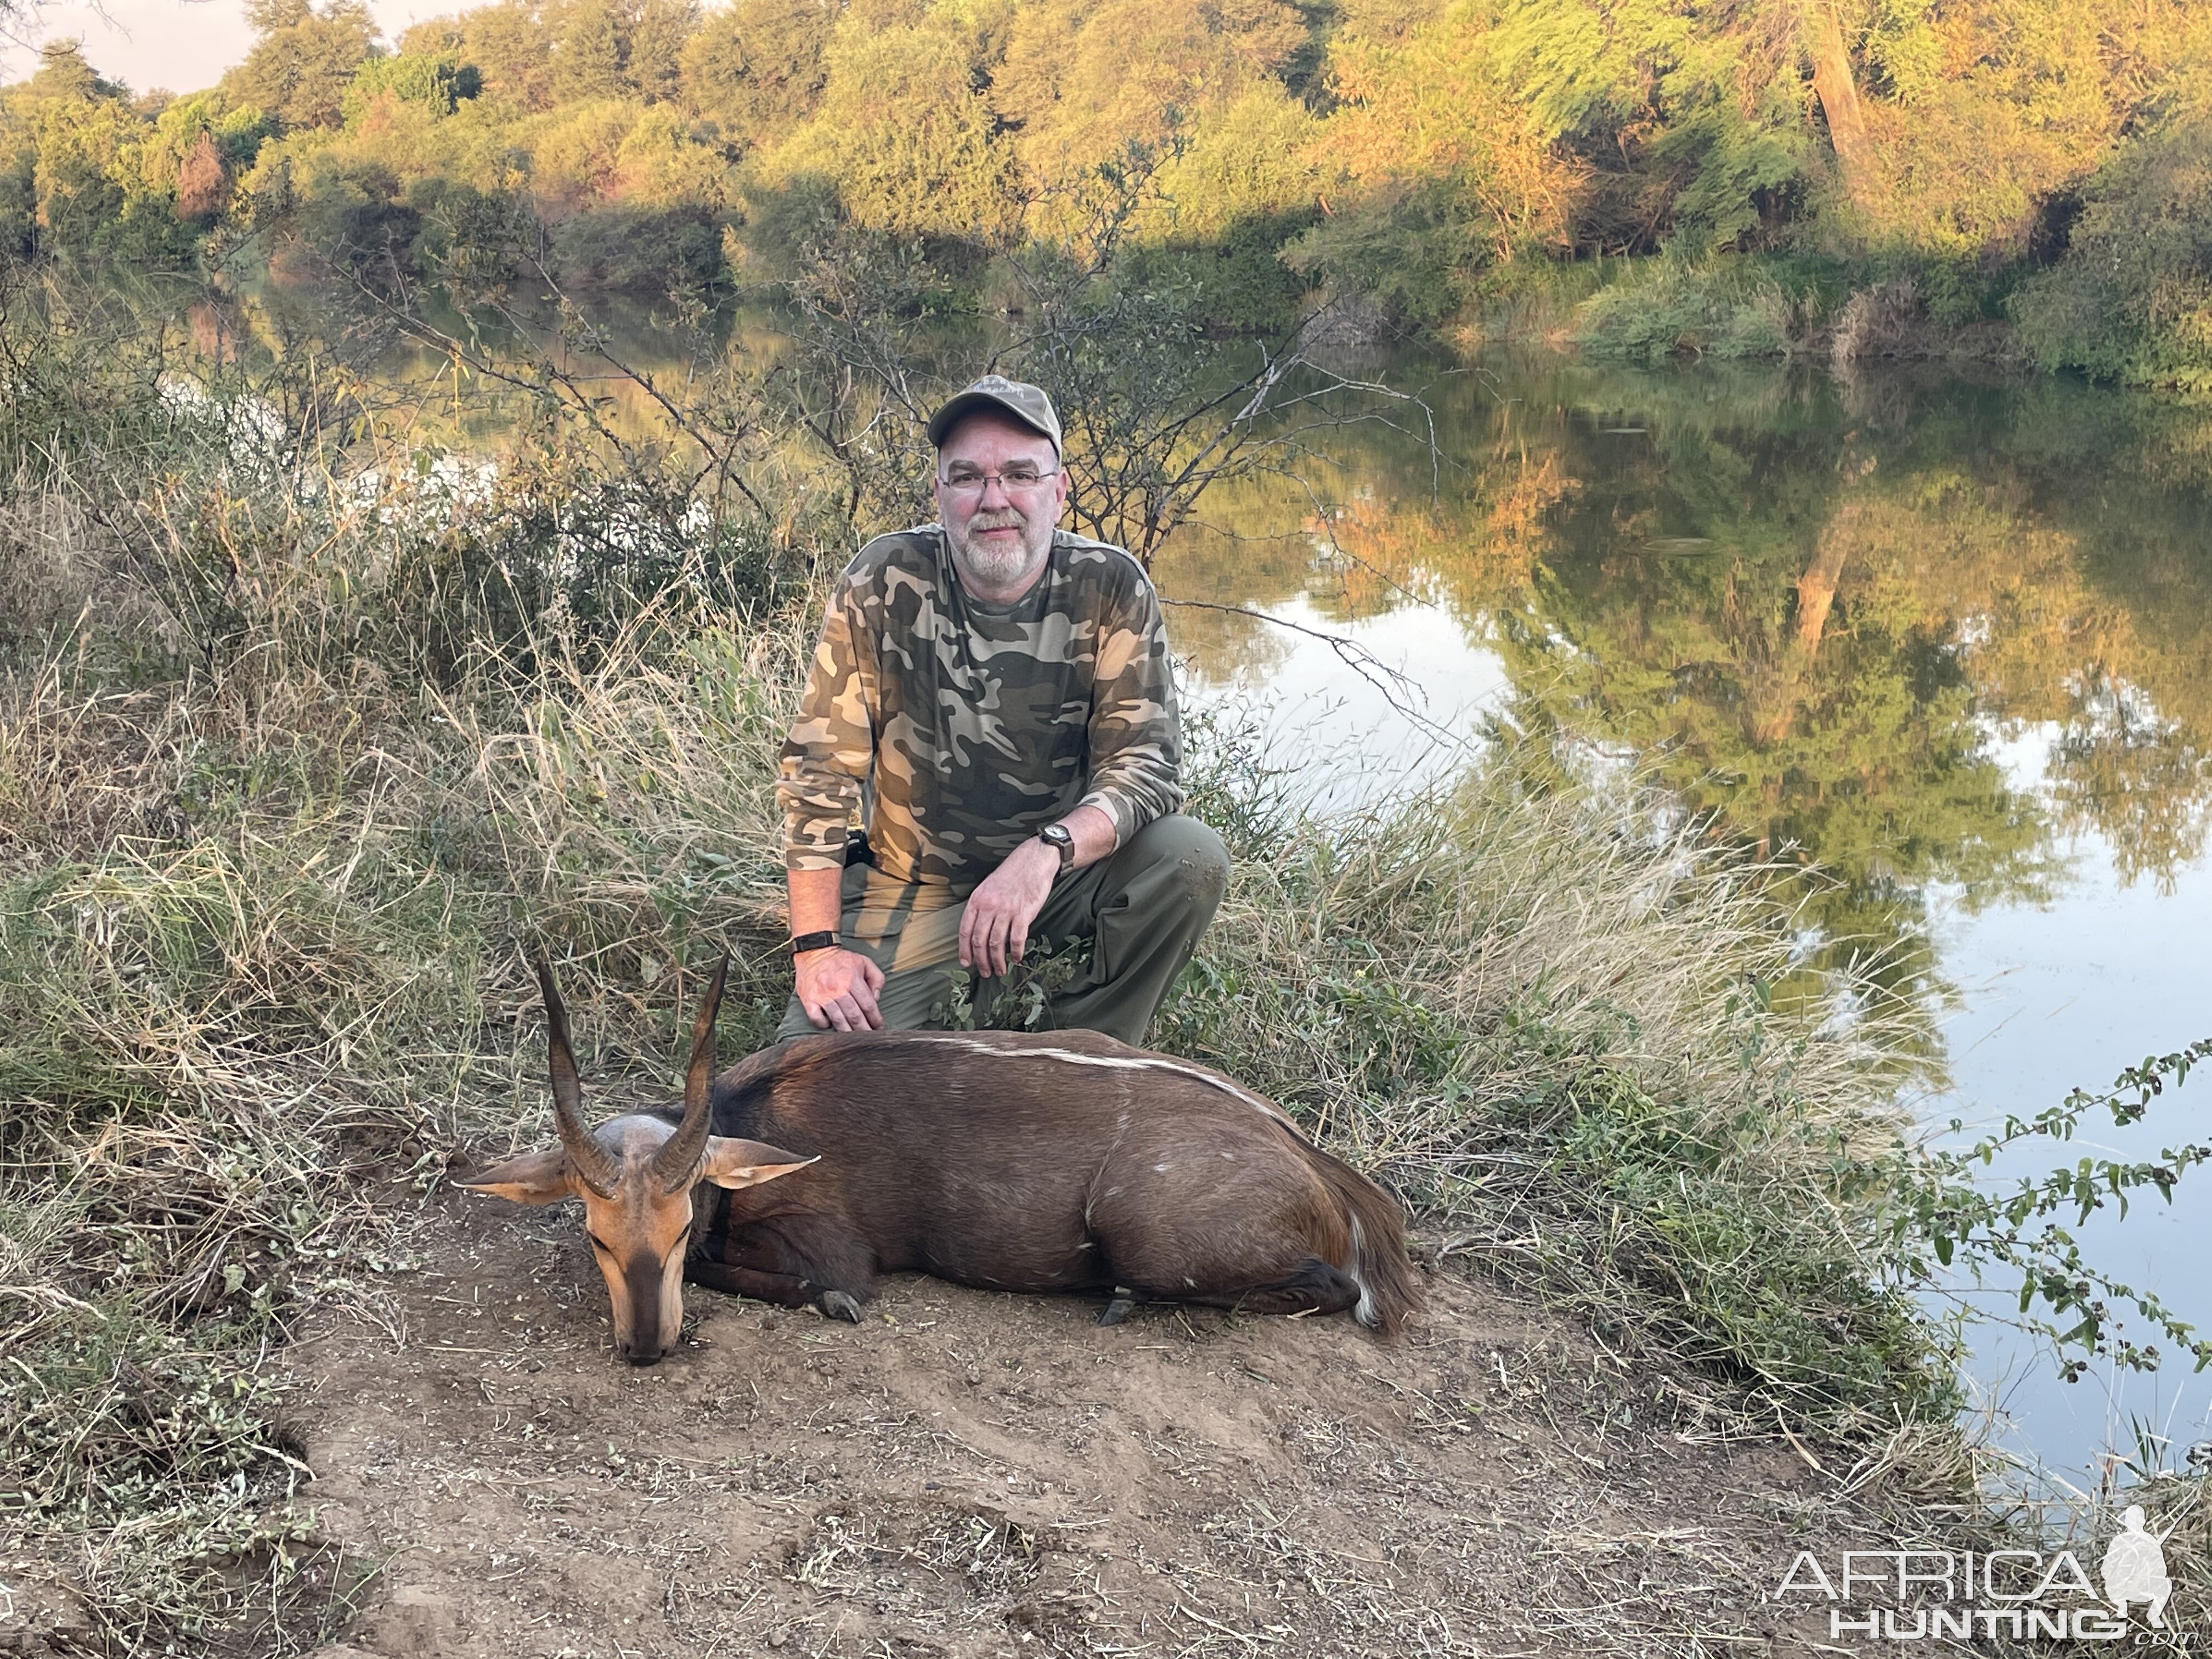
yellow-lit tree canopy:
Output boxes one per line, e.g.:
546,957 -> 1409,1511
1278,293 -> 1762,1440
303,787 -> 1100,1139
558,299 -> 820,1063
5,0 -> 2212,375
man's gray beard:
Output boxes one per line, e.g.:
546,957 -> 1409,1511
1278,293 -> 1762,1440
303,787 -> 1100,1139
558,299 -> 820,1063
951,514 -> 1049,589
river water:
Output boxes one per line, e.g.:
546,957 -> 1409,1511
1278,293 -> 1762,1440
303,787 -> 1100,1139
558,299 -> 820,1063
1147,354 -> 2212,1488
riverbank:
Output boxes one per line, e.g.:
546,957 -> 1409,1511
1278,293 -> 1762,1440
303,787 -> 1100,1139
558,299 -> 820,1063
2,337 -> 2207,1650
1474,255 -> 2027,372
0,613 -> 1957,1654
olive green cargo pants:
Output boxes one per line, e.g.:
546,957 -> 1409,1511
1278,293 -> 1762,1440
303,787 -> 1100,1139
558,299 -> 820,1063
774,814 -> 1231,1048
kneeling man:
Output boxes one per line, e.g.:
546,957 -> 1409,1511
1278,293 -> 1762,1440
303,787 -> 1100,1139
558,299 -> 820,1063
774,375 -> 1230,1042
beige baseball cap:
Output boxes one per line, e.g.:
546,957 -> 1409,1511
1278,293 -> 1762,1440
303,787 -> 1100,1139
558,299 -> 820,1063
927,375 -> 1063,455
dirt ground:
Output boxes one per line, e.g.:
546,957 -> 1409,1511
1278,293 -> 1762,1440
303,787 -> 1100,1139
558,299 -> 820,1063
248,1188 -> 1898,1659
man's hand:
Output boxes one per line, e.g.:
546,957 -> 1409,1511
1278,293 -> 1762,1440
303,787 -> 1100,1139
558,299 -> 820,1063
795,947 -> 885,1031
960,839 -> 1059,979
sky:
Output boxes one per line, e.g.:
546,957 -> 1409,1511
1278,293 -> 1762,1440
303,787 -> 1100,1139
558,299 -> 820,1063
0,0 -> 432,94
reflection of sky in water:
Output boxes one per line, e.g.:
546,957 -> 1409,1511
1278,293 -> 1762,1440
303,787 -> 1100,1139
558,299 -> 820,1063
1172,595 -> 1510,815
1931,720 -> 2212,1488
1165,575 -> 2212,1488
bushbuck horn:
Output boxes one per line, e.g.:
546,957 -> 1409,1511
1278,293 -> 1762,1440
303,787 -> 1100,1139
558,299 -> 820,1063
652,954 -> 727,1192
532,955 -> 618,1197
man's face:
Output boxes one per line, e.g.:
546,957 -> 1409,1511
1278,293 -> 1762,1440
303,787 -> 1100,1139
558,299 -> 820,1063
934,412 -> 1069,596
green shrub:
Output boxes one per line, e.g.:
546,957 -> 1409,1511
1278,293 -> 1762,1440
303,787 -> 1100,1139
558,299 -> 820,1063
1280,183 -> 1497,326
1114,207 -> 1318,335
2013,116 -> 2212,389
1571,256 -> 1802,365
546,202 -> 730,292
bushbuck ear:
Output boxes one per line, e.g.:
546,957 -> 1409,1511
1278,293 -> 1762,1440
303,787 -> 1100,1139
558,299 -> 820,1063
458,1147 -> 575,1205
700,1137 -> 817,1190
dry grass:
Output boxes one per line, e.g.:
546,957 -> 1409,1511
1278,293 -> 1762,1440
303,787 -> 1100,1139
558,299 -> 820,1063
1153,766 -> 1954,1441
0,417 -> 2130,1649
0,451 -> 815,1648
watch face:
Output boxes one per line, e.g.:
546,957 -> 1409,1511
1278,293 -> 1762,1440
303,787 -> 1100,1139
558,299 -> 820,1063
1042,825 -> 1071,846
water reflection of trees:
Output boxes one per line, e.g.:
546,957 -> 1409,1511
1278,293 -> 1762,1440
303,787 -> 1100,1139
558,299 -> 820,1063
1154,360 -> 2212,992
184,276 -> 2212,980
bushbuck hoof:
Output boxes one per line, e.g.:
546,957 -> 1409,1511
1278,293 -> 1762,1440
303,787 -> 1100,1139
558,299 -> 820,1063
818,1289 -> 863,1324
1098,1287 -> 1138,1327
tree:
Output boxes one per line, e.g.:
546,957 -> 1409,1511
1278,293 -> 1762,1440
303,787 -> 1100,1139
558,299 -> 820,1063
32,102 -> 129,249
342,50 -> 484,121
1802,3 -> 1872,201
143,91 -> 276,219
524,96 -> 642,209
1314,2 -> 1574,252
26,39 -> 122,104
995,0 -> 1310,190
551,1 -> 629,102
626,0 -> 700,103
614,102 -> 730,205
1152,83 -> 1321,239
223,0 -> 382,132
762,14 -> 1014,240
1851,0 -> 2212,275
436,2 -> 560,111
1481,0 -> 1820,253
2012,114 -> 2212,387
679,0 -> 837,143
174,132 -> 228,222
14,43 -> 139,257
30,94 -> 179,254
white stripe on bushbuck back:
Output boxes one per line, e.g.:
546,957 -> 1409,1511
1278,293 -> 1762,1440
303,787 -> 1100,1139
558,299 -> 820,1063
862,1032 -> 1299,1131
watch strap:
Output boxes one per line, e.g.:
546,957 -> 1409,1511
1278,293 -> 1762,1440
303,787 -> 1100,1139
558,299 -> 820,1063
788,930 -> 841,956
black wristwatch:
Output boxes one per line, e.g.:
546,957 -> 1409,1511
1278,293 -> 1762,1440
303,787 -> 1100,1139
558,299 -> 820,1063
788,930 -> 841,956
1038,822 -> 1075,873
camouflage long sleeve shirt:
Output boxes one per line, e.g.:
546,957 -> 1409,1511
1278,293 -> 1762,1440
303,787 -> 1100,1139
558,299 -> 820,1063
777,526 -> 1186,895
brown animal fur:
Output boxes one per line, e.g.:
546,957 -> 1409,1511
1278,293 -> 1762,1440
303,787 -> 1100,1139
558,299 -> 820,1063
683,1027 -> 1423,1338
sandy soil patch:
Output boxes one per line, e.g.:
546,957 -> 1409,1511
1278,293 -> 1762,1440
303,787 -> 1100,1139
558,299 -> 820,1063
251,1189 -> 1888,1658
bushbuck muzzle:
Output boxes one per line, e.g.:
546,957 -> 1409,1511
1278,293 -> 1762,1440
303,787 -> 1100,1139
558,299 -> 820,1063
460,958 -> 812,1363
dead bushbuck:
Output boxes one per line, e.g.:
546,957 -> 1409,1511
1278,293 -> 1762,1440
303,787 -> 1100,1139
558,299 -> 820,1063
464,958 -> 1421,1361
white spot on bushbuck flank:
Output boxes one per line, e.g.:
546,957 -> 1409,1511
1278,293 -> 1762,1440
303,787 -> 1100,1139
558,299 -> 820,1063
1152,1162 -> 1171,1173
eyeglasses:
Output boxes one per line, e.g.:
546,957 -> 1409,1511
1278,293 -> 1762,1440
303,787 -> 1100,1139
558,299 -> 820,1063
937,465 -> 1062,497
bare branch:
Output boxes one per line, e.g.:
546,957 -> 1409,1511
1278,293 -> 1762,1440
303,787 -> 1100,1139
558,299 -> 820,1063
1161,597 -> 1480,759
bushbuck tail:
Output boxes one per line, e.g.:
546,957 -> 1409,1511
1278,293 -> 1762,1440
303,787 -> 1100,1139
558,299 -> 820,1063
465,959 -> 1421,1361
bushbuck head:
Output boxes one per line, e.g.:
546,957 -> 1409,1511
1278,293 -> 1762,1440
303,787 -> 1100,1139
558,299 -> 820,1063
461,958 -> 813,1363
